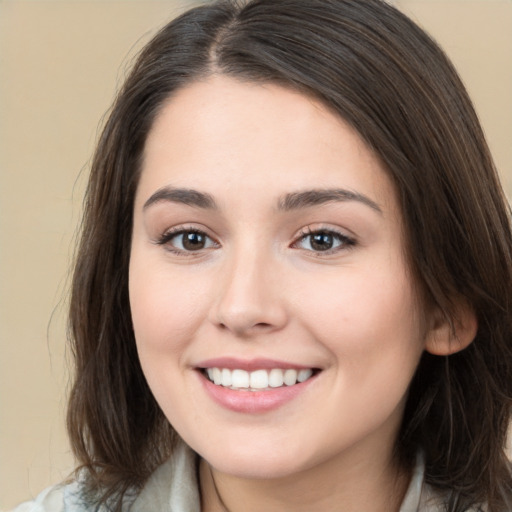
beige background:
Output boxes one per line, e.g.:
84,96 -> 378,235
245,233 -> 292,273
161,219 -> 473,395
1,0 -> 511,509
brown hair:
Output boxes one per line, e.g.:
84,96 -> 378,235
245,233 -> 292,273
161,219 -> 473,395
67,0 -> 512,510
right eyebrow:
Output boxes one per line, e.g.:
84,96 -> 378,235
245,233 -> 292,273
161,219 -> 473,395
143,186 -> 218,211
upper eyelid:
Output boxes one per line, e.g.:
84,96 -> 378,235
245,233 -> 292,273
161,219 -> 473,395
158,224 -> 216,239
153,227 -> 218,251
291,226 -> 357,252
294,224 -> 355,241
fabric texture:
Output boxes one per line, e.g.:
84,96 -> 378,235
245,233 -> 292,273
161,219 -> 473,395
11,442 -> 453,511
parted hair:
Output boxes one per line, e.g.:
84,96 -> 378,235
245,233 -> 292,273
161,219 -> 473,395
67,0 -> 512,510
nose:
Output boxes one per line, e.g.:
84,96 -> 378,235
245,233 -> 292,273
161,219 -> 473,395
209,247 -> 288,338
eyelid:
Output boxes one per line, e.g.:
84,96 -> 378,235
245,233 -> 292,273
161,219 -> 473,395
154,224 -> 220,255
291,225 -> 356,254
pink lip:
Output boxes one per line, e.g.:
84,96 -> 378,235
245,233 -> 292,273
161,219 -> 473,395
195,357 -> 314,371
196,368 -> 318,414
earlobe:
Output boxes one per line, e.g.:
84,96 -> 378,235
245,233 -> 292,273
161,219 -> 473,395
424,301 -> 478,356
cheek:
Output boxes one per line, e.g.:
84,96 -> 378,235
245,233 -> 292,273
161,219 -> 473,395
128,255 -> 213,428
128,255 -> 210,359
296,261 -> 424,381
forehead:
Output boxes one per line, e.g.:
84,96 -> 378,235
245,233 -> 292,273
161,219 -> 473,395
146,76 -> 365,158
138,75 -> 397,215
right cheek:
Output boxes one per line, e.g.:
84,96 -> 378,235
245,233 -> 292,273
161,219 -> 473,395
130,278 -> 210,350
129,246 -> 221,331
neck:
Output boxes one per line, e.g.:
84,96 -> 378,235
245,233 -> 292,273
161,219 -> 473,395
199,445 -> 410,512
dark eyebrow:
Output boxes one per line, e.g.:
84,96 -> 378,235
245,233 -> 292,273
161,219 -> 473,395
143,186 -> 381,214
143,186 -> 218,210
277,188 -> 382,214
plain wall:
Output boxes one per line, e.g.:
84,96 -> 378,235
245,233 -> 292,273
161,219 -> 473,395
1,1 -> 511,509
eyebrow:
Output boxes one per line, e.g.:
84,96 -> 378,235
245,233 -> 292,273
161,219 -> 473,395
277,188 -> 382,214
143,187 -> 218,210
143,186 -> 382,214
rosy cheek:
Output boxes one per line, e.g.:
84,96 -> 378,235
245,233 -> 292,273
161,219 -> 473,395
129,262 -> 209,353
297,265 -> 415,353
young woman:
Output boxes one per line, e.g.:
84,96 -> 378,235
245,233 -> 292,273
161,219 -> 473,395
13,0 -> 512,511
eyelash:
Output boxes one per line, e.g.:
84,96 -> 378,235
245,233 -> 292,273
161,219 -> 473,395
293,227 -> 356,255
155,226 -> 356,256
155,226 -> 219,256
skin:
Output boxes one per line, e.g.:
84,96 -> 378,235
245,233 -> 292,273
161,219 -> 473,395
129,75 -> 475,512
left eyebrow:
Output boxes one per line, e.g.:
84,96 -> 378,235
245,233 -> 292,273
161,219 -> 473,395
277,188 -> 382,214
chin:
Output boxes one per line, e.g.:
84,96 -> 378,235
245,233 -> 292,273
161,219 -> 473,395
196,439 -> 319,480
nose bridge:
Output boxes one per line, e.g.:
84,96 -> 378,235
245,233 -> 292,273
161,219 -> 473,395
212,237 -> 286,336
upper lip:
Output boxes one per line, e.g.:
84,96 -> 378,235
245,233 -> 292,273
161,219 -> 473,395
195,357 -> 317,372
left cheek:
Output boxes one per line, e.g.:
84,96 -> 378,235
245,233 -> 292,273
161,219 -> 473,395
300,269 -> 423,370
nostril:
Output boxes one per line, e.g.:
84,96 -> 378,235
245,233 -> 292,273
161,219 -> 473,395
254,322 -> 272,328
217,320 -> 274,337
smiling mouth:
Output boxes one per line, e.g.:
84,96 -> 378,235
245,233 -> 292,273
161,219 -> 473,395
202,367 -> 318,391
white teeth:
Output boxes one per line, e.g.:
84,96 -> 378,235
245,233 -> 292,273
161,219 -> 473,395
298,369 -> 313,382
204,367 -> 315,390
221,368 -> 232,387
283,369 -> 297,386
231,369 -> 250,388
249,369 -> 268,389
268,368 -> 284,388
212,367 -> 222,385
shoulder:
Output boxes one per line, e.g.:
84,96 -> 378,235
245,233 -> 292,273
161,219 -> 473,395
129,441 -> 200,511
9,481 -> 85,512
10,442 -> 199,512
9,479 -> 136,512
399,453 -> 486,512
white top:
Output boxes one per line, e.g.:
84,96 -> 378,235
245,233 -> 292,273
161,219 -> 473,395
11,443 -> 455,512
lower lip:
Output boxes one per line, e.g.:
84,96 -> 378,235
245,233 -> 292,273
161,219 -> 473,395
198,371 -> 317,413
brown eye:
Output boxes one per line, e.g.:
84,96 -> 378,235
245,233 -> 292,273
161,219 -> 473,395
310,232 -> 335,251
158,229 -> 217,253
295,230 -> 355,253
182,232 -> 207,250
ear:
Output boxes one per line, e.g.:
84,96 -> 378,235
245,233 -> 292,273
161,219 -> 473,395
424,300 -> 478,356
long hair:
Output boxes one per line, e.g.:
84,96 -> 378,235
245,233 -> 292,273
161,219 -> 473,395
67,1 -> 512,510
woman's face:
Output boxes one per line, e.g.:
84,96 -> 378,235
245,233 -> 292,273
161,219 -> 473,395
129,76 -> 428,479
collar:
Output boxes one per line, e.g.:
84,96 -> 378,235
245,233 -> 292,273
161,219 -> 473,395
130,441 -> 437,512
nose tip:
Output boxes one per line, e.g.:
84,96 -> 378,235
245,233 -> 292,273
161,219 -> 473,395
210,257 -> 288,338
217,314 -> 279,338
